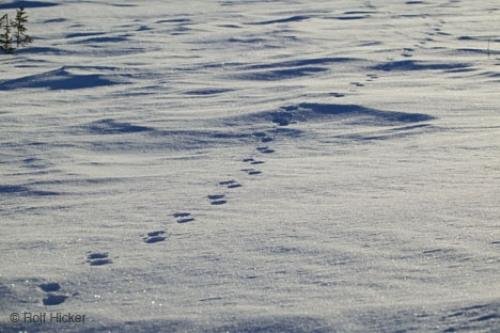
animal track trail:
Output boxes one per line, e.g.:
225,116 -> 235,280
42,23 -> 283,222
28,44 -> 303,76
208,194 -> 227,205
38,282 -> 68,306
86,251 -> 112,266
143,230 -> 166,243
174,212 -> 194,223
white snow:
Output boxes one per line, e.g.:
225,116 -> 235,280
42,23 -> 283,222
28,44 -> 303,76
1,0 -> 499,332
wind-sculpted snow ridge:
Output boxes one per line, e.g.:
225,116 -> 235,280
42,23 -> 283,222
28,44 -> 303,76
0,184 -> 60,197
14,47 -> 75,56
232,57 -> 359,81
250,15 -> 315,25
1,0 -> 500,332
335,123 -> 441,141
73,118 -> 299,152
226,103 -> 434,128
0,0 -> 57,10
67,35 -> 131,45
184,88 -> 234,96
0,67 -> 123,91
85,119 -> 154,135
371,60 -> 472,72
274,103 -> 434,126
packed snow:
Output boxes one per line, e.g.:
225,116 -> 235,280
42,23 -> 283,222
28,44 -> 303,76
1,0 -> 499,332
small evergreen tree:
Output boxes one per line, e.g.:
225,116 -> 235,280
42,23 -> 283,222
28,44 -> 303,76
12,7 -> 32,47
0,14 -> 14,53
0,14 -> 6,28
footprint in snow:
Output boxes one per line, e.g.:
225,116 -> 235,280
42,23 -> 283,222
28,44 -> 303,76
43,294 -> 68,306
208,194 -> 226,205
242,168 -> 262,175
402,48 -> 414,57
86,251 -> 112,266
252,131 -> 266,138
38,282 -> 68,306
256,146 -> 274,154
366,73 -> 379,81
219,179 -> 242,189
253,131 -> 274,142
242,157 -> 265,165
174,212 -> 194,223
350,82 -> 364,87
39,282 -> 61,292
330,92 -> 345,98
143,230 -> 166,243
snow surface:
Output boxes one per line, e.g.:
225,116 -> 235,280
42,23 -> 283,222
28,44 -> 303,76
1,0 -> 500,332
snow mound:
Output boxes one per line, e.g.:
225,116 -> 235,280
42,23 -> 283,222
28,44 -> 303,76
85,119 -> 154,135
233,57 -> 357,81
229,103 -> 435,127
0,67 -> 121,91
371,60 -> 471,72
